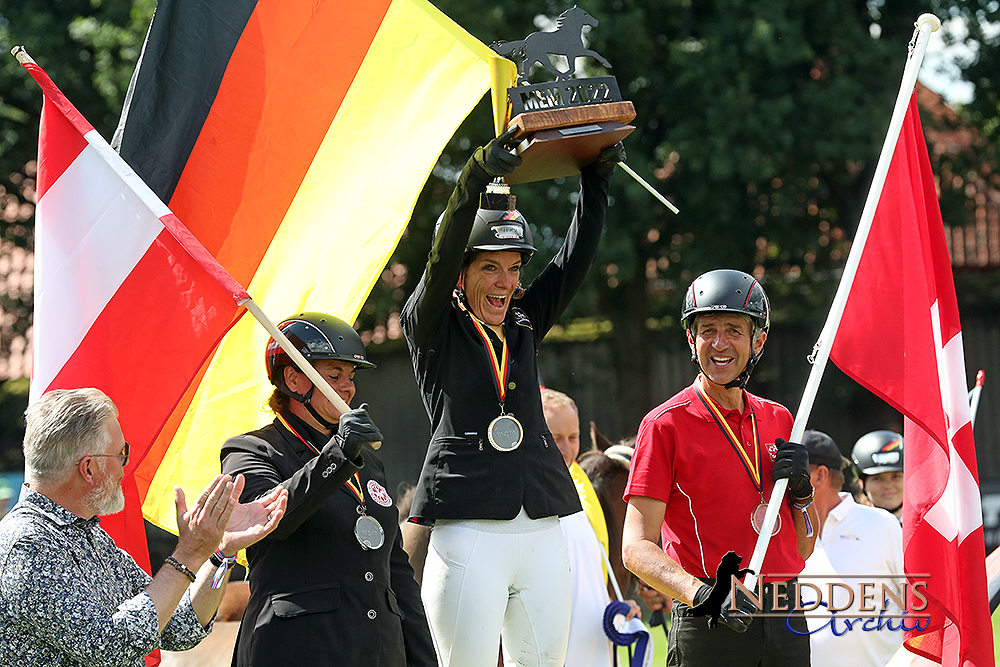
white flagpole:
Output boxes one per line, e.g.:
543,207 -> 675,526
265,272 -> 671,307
618,162 -> 681,214
742,14 -> 941,591
970,369 -> 985,428
239,297 -> 381,449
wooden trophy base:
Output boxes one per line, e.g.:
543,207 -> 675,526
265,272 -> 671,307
504,101 -> 636,185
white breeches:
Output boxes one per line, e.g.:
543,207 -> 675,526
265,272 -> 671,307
421,508 -> 572,667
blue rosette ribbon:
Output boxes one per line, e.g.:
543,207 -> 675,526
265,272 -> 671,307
602,600 -> 653,667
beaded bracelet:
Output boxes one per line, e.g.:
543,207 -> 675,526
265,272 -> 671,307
164,555 -> 197,583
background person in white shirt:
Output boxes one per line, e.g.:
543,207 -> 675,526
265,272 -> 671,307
799,430 -> 904,667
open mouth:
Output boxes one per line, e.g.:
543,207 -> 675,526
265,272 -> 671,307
710,356 -> 734,367
486,294 -> 507,309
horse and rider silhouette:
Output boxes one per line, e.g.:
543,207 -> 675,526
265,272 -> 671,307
492,6 -> 612,82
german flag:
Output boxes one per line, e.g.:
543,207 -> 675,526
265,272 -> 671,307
113,0 -> 513,535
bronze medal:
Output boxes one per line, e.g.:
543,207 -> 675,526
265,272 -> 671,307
750,502 -> 781,536
488,414 -> 523,452
354,514 -> 385,550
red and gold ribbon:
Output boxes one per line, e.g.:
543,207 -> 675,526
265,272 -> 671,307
695,379 -> 761,493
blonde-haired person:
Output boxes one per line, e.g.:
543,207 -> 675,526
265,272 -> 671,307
541,388 -> 640,667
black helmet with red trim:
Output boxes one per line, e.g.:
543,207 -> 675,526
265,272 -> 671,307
681,269 -> 770,332
265,312 -> 375,387
682,269 -> 770,390
851,430 -> 903,476
265,312 -> 375,429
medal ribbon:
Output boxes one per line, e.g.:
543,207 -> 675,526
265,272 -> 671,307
275,413 -> 321,455
457,295 -> 510,404
695,379 -> 762,494
344,473 -> 365,505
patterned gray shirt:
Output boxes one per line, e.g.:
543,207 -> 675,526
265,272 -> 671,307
0,485 -> 210,666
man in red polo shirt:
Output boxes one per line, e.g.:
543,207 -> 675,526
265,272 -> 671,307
623,269 -> 818,666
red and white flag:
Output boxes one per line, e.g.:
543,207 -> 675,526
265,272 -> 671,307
24,58 -> 247,576
831,93 -> 994,666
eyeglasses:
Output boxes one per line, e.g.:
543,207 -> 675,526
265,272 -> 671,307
85,441 -> 130,467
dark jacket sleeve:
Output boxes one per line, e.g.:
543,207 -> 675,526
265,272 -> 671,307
221,434 -> 362,541
401,148 -> 494,345
388,522 -> 437,666
518,165 -> 612,338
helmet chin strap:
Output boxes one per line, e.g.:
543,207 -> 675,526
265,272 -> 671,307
724,350 -> 760,390
281,380 -> 338,431
690,348 -> 761,391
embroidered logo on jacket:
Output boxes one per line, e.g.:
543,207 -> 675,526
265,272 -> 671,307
367,480 -> 393,507
511,307 -> 532,329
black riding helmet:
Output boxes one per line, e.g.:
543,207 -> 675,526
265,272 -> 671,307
465,179 -> 536,263
681,269 -> 770,331
851,430 -> 903,477
266,312 -> 375,429
467,208 -> 536,262
682,269 -> 770,389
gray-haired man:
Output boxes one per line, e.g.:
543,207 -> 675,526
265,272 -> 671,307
0,388 -> 288,666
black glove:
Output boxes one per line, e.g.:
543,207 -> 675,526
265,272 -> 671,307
588,141 -> 626,174
472,126 -> 522,177
329,403 -> 382,463
771,437 -> 813,499
693,582 -> 759,633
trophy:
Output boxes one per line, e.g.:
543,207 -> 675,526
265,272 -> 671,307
491,6 -> 636,184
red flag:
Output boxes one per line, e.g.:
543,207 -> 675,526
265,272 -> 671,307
23,55 -> 246,616
830,93 -> 994,666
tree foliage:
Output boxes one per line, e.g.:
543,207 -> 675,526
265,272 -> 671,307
1,0 -> 996,442
0,0 -> 153,466
361,0 -> 954,428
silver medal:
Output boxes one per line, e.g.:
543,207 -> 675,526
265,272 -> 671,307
354,514 -> 385,550
488,414 -> 523,452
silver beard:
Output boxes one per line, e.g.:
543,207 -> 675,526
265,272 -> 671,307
86,462 -> 126,516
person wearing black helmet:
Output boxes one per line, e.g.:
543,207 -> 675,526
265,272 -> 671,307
221,313 -> 435,667
851,430 -> 904,522
622,269 -> 818,667
400,129 -> 625,667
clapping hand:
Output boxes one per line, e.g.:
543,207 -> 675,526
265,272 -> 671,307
174,474 -> 238,564
219,474 -> 288,556
174,474 -> 288,564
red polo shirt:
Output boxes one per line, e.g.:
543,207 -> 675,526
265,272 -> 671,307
625,382 -> 804,581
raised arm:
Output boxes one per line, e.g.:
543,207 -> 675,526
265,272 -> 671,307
517,143 -> 624,337
402,129 -> 521,344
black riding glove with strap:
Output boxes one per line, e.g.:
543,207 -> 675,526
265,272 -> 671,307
327,403 -> 382,464
771,437 -> 813,500
588,141 -> 626,174
472,126 -> 522,178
